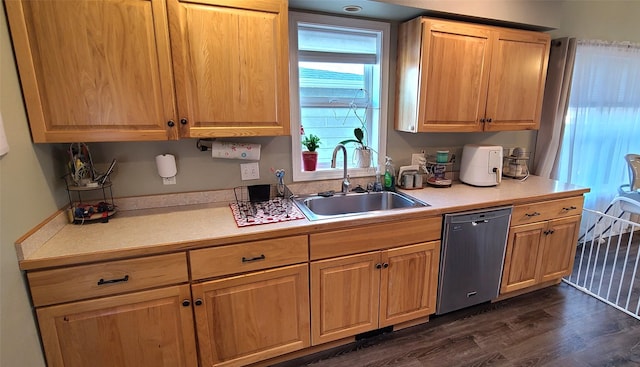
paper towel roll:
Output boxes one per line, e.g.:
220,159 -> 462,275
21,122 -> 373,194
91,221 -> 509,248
155,154 -> 177,178
211,141 -> 260,160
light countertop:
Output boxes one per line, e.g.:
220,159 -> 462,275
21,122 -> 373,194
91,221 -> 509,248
16,175 -> 589,271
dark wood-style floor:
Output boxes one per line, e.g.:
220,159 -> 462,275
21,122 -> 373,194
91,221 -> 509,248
569,232 -> 640,313
274,283 -> 640,367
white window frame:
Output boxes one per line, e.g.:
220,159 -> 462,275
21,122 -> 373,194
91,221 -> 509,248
289,12 -> 390,182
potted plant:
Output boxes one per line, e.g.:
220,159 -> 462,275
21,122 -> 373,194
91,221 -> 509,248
301,134 -> 321,171
339,127 -> 371,168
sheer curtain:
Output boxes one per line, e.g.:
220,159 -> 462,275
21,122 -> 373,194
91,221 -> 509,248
556,40 -> 640,211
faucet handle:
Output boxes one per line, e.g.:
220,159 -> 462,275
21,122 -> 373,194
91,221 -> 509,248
342,174 -> 351,193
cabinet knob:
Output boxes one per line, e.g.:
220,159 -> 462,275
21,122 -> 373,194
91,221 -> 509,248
180,118 -> 188,125
563,206 -> 577,211
182,299 -> 190,307
195,299 -> 203,306
525,212 -> 541,217
375,263 -> 382,269
480,118 -> 485,123
167,120 -> 175,127
487,118 -> 492,123
382,263 -> 389,269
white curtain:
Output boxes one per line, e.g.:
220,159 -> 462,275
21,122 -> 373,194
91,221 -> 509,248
556,40 -> 640,211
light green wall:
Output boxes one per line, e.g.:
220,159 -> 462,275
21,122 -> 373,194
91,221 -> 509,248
0,4 -> 65,366
1,2 -> 638,366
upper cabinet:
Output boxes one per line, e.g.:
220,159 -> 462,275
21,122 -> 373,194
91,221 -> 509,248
168,0 -> 290,138
5,0 -> 178,142
5,0 -> 290,143
395,17 -> 550,133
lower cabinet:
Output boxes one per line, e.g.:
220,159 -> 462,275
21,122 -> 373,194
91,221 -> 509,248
501,197 -> 583,294
310,241 -> 440,345
37,284 -> 198,367
191,264 -> 310,367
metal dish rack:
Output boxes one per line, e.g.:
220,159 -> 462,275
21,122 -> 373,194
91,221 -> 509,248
233,184 -> 295,220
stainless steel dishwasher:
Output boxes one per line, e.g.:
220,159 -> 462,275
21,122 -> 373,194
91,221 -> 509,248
436,206 -> 512,315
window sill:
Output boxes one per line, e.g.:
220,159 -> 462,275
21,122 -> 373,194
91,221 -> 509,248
292,166 -> 378,182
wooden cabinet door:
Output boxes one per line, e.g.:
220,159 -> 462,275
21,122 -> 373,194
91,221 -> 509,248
311,252 -> 380,345
36,285 -> 197,367
483,29 -> 550,131
539,216 -> 581,283
396,17 -> 550,134
167,0 -> 290,138
500,222 -> 546,294
192,264 -> 310,367
417,20 -> 491,132
379,241 -> 440,327
5,0 -> 177,142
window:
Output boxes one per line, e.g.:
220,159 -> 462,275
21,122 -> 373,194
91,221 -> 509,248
557,41 -> 640,211
289,12 -> 390,181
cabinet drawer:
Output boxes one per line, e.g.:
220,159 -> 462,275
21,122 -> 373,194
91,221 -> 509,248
310,217 -> 442,260
511,196 -> 583,226
189,235 -> 308,280
28,253 -> 188,307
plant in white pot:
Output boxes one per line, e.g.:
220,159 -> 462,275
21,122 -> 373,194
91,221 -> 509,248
301,134 -> 321,171
339,127 -> 371,168
335,89 -> 374,168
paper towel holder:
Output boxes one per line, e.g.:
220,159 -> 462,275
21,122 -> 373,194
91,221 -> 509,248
196,138 -> 217,152
156,154 -> 177,184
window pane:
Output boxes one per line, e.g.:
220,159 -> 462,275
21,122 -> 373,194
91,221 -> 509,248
301,106 -> 373,169
299,62 -> 367,102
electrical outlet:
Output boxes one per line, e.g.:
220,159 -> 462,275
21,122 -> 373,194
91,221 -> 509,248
162,176 -> 176,185
241,162 -> 260,180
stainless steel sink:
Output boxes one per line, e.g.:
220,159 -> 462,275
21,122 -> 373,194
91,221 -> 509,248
292,191 -> 429,221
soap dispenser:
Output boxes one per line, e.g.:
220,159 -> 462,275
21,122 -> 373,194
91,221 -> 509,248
384,156 -> 396,191
373,166 -> 383,192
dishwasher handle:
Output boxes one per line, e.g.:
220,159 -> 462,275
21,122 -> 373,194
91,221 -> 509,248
472,219 -> 489,225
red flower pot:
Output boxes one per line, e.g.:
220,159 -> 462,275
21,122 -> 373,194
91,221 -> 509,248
302,151 -> 318,171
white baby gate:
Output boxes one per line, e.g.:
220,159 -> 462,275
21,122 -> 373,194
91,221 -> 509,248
563,208 -> 640,320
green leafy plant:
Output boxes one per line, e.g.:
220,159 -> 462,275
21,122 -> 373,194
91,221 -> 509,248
301,134 -> 321,152
339,127 -> 368,150
335,89 -> 370,151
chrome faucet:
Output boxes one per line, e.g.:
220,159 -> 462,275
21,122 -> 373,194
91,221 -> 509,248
331,144 -> 351,194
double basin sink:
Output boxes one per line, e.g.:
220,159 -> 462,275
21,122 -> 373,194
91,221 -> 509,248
292,190 -> 429,221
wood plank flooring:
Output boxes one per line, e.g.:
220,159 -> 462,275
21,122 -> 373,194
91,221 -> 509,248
569,231 -> 640,313
273,283 -> 640,367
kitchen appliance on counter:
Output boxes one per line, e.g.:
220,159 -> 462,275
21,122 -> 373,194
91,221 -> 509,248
502,147 -> 530,179
437,206 -> 512,315
459,144 -> 503,186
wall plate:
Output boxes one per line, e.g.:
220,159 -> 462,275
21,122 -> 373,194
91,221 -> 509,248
241,162 -> 260,180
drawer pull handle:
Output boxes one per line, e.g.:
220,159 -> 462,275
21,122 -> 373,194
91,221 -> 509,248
563,206 -> 578,211
97,275 -> 129,286
525,212 -> 541,217
242,254 -> 266,263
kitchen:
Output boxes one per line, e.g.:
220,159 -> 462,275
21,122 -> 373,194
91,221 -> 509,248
1,1 -> 639,367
